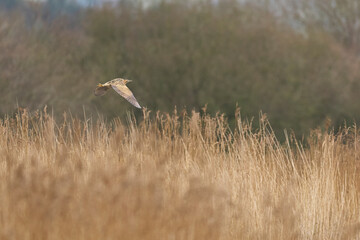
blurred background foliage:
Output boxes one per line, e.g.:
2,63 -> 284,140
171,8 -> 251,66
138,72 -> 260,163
0,0 -> 360,138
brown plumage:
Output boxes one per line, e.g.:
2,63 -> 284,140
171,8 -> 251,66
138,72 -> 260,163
94,78 -> 141,109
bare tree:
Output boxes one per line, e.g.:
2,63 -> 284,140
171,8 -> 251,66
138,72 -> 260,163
270,0 -> 360,54
0,0 -> 22,10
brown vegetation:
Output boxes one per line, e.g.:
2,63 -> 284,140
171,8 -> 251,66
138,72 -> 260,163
1,1 -> 360,238
0,1 -> 360,137
0,108 -> 360,239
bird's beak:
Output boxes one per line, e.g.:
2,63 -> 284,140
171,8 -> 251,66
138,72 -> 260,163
126,79 -> 132,83
97,83 -> 103,87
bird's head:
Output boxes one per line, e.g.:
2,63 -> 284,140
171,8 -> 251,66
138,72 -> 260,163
123,79 -> 132,84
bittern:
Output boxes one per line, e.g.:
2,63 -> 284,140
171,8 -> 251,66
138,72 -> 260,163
94,78 -> 141,109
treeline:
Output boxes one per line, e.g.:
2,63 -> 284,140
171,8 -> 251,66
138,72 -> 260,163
0,0 -> 359,138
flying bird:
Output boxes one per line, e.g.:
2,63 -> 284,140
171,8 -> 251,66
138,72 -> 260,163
94,78 -> 141,109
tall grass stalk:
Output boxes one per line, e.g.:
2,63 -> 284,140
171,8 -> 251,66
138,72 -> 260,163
0,108 -> 359,239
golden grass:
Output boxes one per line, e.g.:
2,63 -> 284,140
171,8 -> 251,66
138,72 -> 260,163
0,108 -> 359,240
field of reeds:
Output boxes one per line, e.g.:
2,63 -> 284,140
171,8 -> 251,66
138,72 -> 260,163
0,108 -> 359,240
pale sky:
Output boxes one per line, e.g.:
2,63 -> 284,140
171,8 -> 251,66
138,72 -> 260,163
25,0 -> 119,6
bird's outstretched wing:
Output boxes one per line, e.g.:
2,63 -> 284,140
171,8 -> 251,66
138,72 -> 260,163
111,82 -> 141,109
94,85 -> 111,96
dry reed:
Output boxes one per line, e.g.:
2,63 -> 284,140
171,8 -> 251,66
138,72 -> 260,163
0,108 -> 359,240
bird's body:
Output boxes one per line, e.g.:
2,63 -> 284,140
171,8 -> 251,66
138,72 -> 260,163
94,78 -> 141,109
